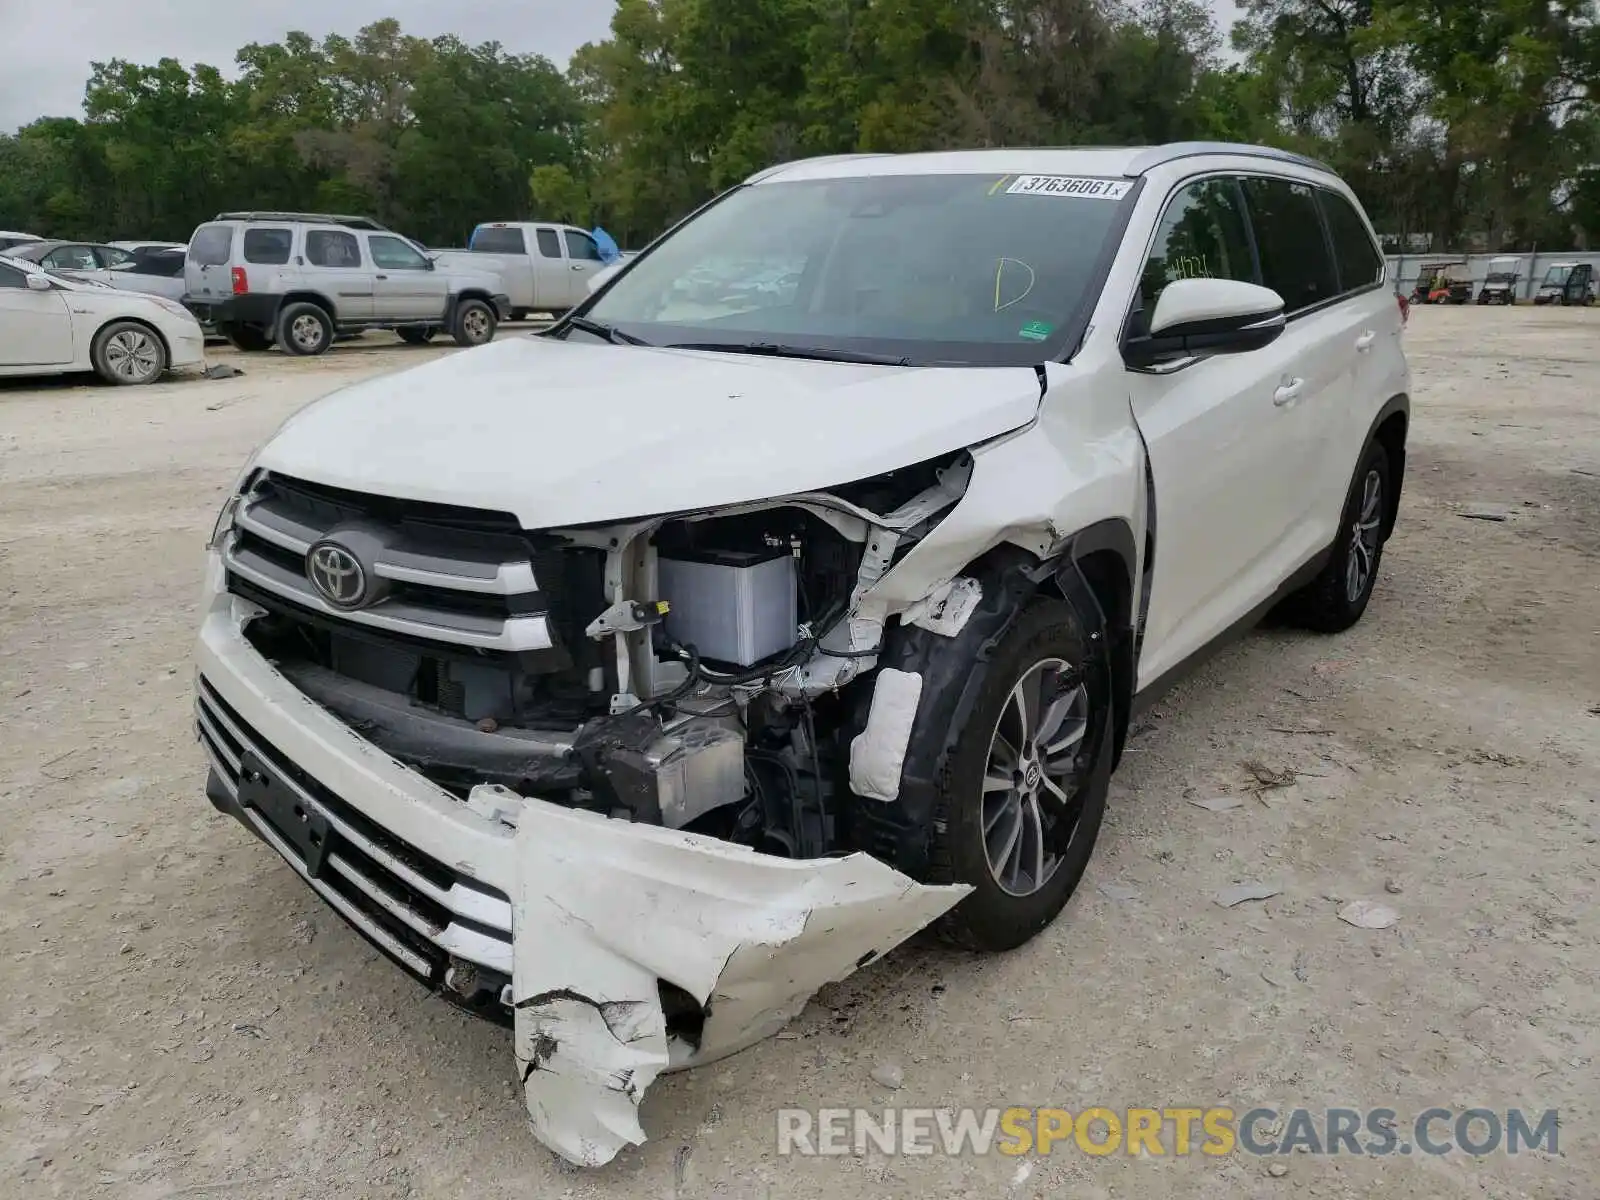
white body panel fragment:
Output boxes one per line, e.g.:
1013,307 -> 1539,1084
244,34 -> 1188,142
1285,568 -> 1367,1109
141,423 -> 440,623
509,800 -> 966,1165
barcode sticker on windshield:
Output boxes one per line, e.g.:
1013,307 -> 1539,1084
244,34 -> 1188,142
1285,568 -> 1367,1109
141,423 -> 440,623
1005,175 -> 1132,200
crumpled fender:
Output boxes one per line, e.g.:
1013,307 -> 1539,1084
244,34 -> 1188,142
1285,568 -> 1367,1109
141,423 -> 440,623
508,798 -> 969,1166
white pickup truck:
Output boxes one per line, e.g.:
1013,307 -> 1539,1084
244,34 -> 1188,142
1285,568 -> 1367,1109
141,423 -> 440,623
432,222 -> 620,318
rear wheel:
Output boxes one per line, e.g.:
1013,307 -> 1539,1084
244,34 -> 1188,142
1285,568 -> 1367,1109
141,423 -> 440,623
927,601 -> 1110,952
397,326 -> 437,345
222,324 -> 273,352
451,298 -> 497,347
1281,439 -> 1392,633
91,321 -> 166,386
276,303 -> 333,356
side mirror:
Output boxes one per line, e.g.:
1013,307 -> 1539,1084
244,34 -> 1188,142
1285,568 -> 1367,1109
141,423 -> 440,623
1124,278 -> 1286,368
25,273 -> 51,292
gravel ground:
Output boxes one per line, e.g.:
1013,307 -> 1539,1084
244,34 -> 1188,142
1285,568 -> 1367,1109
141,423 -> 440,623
0,310 -> 1596,1199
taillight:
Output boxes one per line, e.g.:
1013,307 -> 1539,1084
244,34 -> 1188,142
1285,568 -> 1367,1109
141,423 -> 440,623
231,267 -> 248,295
1396,292 -> 1409,327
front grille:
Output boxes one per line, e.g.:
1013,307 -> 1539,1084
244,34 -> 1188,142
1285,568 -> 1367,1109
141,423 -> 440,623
195,676 -> 514,988
222,472 -> 553,653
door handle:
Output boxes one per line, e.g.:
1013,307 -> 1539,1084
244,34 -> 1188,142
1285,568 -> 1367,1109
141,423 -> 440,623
570,264 -> 585,271
1273,378 -> 1305,407
1355,330 -> 1376,352
375,274 -> 388,280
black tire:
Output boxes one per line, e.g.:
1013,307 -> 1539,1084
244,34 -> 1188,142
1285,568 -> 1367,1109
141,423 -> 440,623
397,326 -> 437,345
1280,439 -> 1393,633
451,299 -> 497,347
926,599 -> 1111,952
90,320 -> 167,386
276,302 -> 334,356
222,324 -> 273,352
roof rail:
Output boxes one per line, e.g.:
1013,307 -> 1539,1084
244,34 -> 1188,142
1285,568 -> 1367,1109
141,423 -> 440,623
743,154 -> 892,185
212,211 -> 393,231
1125,142 -> 1336,177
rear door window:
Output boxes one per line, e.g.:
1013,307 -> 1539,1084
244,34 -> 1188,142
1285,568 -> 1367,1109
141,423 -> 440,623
535,228 -> 562,258
472,226 -> 527,254
189,225 -> 233,266
1316,189 -> 1384,294
1240,177 -> 1338,312
97,246 -> 136,269
243,228 -> 293,265
306,230 -> 362,268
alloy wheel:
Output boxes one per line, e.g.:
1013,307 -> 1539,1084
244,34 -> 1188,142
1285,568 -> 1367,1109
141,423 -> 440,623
981,657 -> 1091,897
462,307 -> 491,342
290,314 -> 325,351
106,329 -> 160,382
1345,469 -> 1383,603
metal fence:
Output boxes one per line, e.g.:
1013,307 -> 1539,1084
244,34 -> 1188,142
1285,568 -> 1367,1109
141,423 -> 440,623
1386,251 -> 1600,301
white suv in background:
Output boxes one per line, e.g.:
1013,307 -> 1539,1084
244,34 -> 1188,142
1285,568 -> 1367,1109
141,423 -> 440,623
195,143 -> 1408,1166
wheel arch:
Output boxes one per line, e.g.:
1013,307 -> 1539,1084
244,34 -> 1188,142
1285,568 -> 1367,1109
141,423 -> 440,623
279,291 -> 335,321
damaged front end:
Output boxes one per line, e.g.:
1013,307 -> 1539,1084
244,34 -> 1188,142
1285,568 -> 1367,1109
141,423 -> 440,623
206,452 -> 993,1163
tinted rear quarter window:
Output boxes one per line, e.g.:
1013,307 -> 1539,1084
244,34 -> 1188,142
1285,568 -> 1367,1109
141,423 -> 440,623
243,228 -> 293,265
306,230 -> 361,268
190,225 -> 234,266
535,228 -> 562,258
1317,189 -> 1384,293
1241,177 -> 1337,312
472,226 -> 526,254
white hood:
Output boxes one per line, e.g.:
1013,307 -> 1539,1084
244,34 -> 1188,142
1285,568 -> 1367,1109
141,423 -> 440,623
254,336 -> 1042,527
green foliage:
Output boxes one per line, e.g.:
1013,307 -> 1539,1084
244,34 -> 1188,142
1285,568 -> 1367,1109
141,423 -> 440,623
4,5 -> 1599,251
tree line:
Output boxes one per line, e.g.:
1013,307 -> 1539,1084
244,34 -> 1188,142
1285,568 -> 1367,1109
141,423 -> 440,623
2,2 -> 1597,253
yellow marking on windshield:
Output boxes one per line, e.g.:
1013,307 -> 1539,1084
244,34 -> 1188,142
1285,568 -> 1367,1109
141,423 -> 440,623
994,258 -> 1037,312
989,176 -> 1012,196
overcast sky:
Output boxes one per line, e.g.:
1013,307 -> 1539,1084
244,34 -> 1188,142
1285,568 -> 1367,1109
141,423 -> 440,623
0,0 -> 1236,133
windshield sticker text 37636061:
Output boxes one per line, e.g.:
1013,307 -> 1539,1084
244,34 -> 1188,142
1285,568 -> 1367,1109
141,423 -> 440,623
1004,175 -> 1133,200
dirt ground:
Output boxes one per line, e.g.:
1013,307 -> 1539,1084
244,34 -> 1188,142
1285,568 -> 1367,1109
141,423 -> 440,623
0,310 -> 1596,1200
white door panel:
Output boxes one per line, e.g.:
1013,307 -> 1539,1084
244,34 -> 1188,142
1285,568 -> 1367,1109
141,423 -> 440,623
1131,332 -> 1312,684
0,281 -> 75,366
367,234 -> 447,321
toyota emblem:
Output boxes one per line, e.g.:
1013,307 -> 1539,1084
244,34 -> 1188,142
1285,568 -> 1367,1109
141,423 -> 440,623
307,541 -> 367,609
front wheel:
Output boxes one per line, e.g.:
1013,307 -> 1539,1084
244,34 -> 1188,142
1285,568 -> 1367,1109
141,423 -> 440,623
451,299 -> 497,347
91,321 -> 167,385
926,601 -> 1110,952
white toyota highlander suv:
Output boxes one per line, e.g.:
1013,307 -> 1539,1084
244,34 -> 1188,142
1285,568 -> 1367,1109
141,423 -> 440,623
194,142 -> 1409,1164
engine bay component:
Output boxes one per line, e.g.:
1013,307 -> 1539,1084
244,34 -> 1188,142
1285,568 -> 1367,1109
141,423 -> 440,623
657,548 -> 798,668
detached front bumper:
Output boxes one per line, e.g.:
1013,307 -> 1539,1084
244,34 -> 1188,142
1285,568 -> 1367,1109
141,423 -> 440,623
194,566 -> 966,1165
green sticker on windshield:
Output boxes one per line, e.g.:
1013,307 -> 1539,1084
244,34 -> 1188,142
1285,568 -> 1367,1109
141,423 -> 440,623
1018,320 -> 1053,342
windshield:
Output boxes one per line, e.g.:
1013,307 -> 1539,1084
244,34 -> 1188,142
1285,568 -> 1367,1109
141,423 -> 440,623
581,172 -> 1133,366
1543,265 -> 1573,286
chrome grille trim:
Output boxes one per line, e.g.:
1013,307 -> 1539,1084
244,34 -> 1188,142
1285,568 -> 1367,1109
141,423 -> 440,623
224,536 -> 554,652
224,474 -> 551,650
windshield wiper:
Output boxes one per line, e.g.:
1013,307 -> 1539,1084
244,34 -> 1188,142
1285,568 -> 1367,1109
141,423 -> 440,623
666,341 -> 912,366
562,315 -> 651,346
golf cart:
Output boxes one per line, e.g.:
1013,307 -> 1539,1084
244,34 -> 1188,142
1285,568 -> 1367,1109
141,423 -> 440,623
1532,261 -> 1595,306
1411,261 -> 1470,304
1477,256 -> 1520,305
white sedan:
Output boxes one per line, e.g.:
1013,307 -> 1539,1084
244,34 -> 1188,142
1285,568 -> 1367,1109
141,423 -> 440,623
0,252 -> 205,386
